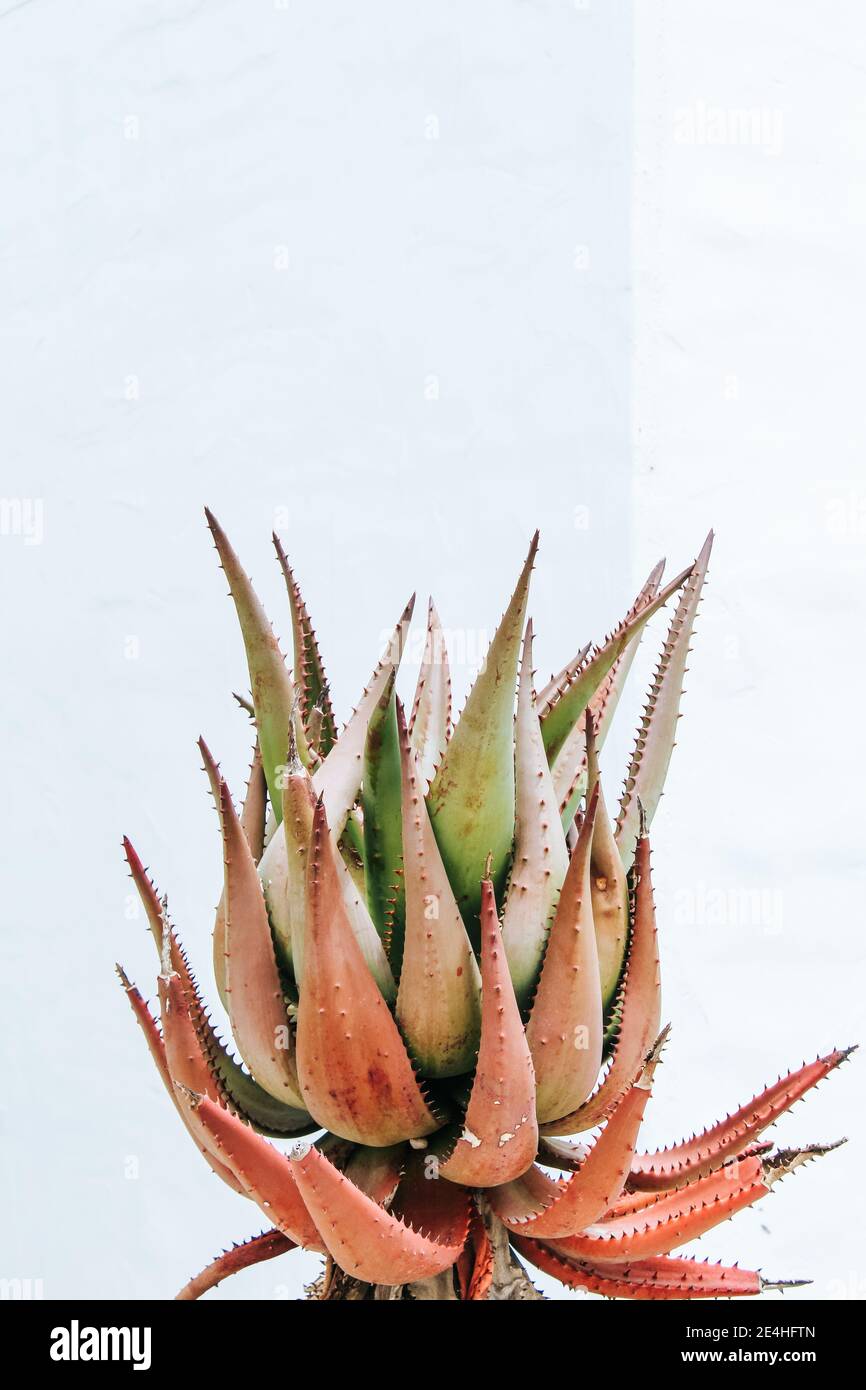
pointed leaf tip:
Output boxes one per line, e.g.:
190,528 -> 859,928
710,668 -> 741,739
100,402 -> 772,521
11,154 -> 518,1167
616,532 -> 713,868
204,510 -> 293,820
427,536 -> 537,933
272,533 -> 337,755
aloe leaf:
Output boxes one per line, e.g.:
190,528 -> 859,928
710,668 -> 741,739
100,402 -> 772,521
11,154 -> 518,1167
204,737 -> 288,995
535,644 -> 592,724
205,509 -> 294,819
539,564 -> 693,766
175,1231 -> 296,1302
256,596 -> 413,976
395,699 -> 481,1075
288,1142 -> 466,1283
120,844 -> 297,1133
436,876 -> 538,1186
362,670 -> 404,946
212,741 -> 268,1007
261,743 -> 394,1001
179,1092 -> 324,1249
537,559 -> 663,731
117,967 -> 246,1196
273,534 -> 337,755
339,811 -> 367,897
313,594 -> 415,837
182,962 -> 316,1138
591,560 -> 665,742
543,825 -> 661,1135
409,598 -> 452,789
333,829 -> 396,1004
342,1143 -> 406,1207
199,738 -> 305,1108
501,620 -> 570,1007
546,562 -> 666,831
585,713 -> 629,1015
277,758 -> 317,991
616,532 -> 713,870
427,533 -> 538,929
295,799 -> 437,1145
524,788 -> 603,1123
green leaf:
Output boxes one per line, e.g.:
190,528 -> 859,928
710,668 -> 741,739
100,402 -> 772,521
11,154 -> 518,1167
426,533 -> 538,933
546,561 -> 666,831
314,594 -> 415,837
539,564 -> 693,766
205,509 -> 293,820
362,670 -> 405,952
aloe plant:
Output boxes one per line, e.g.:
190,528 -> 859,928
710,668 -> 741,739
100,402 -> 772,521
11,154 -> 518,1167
118,514 -> 853,1301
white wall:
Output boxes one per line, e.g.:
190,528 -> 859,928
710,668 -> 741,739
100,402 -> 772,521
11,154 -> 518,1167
1,0 -> 861,1301
631,0 -> 865,1300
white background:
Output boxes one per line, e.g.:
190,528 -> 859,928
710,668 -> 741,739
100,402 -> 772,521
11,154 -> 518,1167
1,1 -> 863,1301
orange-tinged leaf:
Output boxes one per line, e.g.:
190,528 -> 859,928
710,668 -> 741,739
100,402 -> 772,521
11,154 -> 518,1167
158,969 -> 220,1104
525,788 -> 603,1124
390,1154 -> 472,1252
545,1155 -> 768,1261
180,1091 -> 323,1249
342,1144 -> 406,1207
289,1140 -> 467,1284
213,741 -> 269,1004
491,1037 -> 662,1236
176,1229 -> 295,1301
513,1239 -> 764,1299
438,879 -> 537,1187
542,829 -> 660,1134
295,799 -> 438,1146
122,838 -> 194,994
116,967 -> 244,1196
199,739 -> 304,1109
456,1203 -> 494,1301
630,1046 -> 856,1191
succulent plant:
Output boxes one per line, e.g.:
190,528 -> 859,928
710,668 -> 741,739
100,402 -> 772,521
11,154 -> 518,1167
118,513 -> 852,1301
